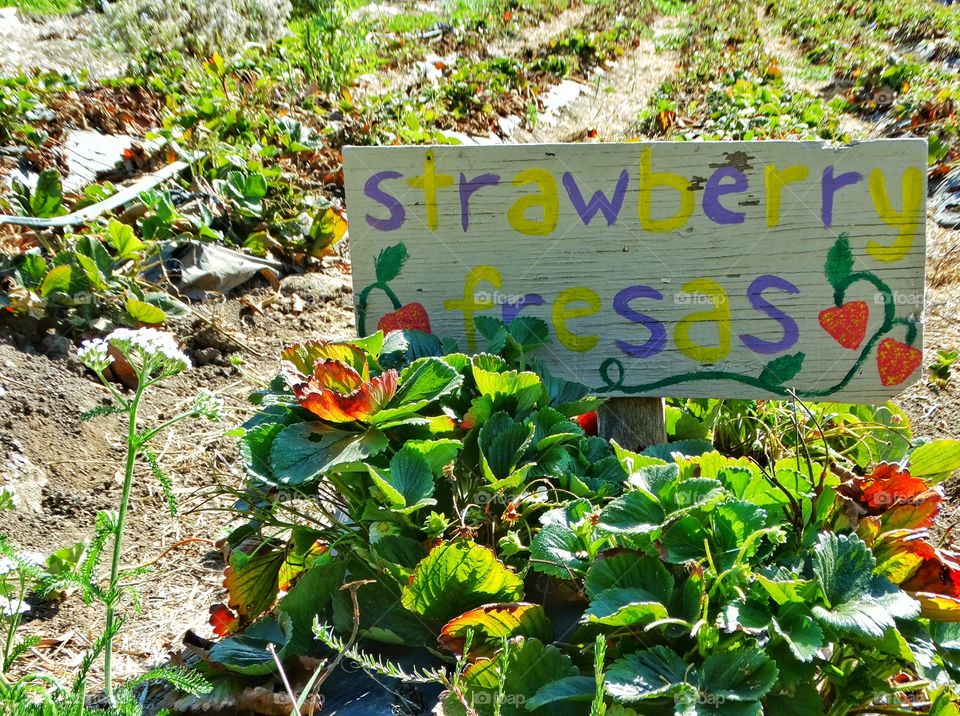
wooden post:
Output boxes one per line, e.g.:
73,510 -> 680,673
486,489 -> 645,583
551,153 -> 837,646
598,397 -> 666,451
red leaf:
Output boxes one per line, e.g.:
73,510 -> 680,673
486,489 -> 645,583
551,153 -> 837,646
209,604 -> 239,637
860,463 -> 930,509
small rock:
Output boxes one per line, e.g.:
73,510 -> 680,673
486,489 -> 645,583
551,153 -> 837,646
193,347 -> 223,367
40,333 -> 72,361
932,166 -> 960,229
279,273 -> 348,304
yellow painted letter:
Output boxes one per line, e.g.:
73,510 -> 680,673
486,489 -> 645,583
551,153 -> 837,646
552,287 -> 601,352
406,150 -> 454,231
507,168 -> 559,236
443,266 -> 502,352
638,147 -> 694,232
674,279 -> 731,364
867,167 -> 924,262
765,164 -> 809,227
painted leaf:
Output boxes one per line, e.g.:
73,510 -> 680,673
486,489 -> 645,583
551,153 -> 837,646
374,243 -> 408,283
812,533 -> 920,637
698,646 -> 779,702
459,637 -> 578,716
367,447 -> 436,512
529,523 -> 590,578
402,541 -> 524,622
605,646 -> 690,702
825,233 -> 853,289
223,544 -> 286,618
270,423 -> 387,485
909,439 -> 960,483
758,352 -> 805,386
439,602 -> 551,656
209,615 -> 291,676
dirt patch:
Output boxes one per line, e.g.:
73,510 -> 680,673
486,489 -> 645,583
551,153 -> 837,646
3,268 -> 355,702
0,8 -> 123,80
516,14 -> 679,142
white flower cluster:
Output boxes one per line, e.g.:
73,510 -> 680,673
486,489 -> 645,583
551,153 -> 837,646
78,337 -> 114,373
104,0 -> 292,58
108,328 -> 193,376
78,328 -> 192,378
0,595 -> 28,617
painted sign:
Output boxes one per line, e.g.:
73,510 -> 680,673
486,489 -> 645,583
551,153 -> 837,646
343,140 -> 926,401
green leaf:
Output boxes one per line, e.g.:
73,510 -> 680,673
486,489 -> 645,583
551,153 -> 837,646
506,316 -> 550,351
529,524 -> 590,578
385,357 -> 463,409
30,169 -> 66,218
908,439 -> 960,483
15,254 -> 47,290
270,423 -> 387,485
698,647 -> 778,702
642,440 -> 715,462
526,676 -> 596,708
585,551 -> 674,601
105,218 -> 145,259
400,439 -> 462,474
473,367 -> 544,414
375,243 -> 408,283
460,637 -> 578,716
126,297 -> 167,325
367,447 -> 436,512
39,264 -> 72,297
478,412 -> 533,480
278,560 -> 345,655
476,315 -> 509,355
825,234 -> 853,290
583,588 -> 670,626
606,646 -> 690,702
771,604 -> 823,663
402,541 -> 524,622
811,532 -> 920,638
209,616 -> 291,676
758,353 -> 805,386
598,491 -> 665,535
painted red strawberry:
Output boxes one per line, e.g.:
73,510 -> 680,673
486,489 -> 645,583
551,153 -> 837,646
877,338 -> 923,386
377,302 -> 432,334
577,410 -> 598,436
819,301 -> 869,350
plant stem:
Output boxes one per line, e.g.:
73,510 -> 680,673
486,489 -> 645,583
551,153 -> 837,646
103,383 -> 144,705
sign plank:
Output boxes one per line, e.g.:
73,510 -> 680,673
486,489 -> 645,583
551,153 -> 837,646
343,140 -> 926,401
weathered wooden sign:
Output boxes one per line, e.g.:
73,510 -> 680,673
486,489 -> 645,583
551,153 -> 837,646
343,140 -> 926,401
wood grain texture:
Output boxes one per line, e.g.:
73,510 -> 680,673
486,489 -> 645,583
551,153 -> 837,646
344,140 -> 927,401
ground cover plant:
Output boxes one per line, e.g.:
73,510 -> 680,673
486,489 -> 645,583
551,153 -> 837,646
196,315 -> 960,715
2,0 -> 960,712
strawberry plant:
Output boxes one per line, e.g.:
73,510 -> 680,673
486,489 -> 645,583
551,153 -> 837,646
207,319 -> 960,714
